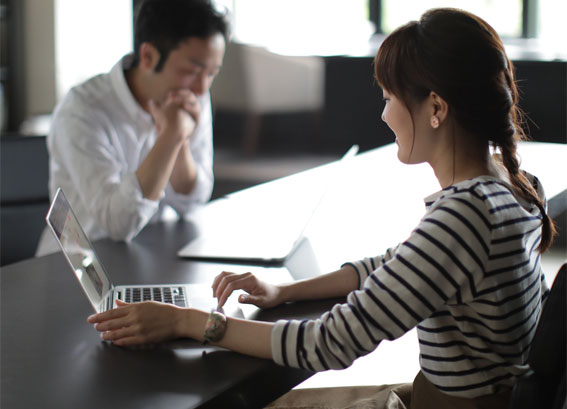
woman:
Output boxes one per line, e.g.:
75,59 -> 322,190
88,8 -> 555,408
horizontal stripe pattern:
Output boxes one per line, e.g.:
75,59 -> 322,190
271,175 -> 548,398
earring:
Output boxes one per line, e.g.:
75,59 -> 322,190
430,116 -> 440,129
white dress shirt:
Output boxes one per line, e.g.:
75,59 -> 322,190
36,54 -> 214,256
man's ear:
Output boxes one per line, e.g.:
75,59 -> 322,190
139,42 -> 160,71
429,91 -> 449,124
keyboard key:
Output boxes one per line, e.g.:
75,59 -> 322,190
117,286 -> 186,306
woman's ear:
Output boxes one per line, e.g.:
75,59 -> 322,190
139,42 -> 160,72
429,91 -> 449,128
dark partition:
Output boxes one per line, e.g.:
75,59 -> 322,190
214,58 -> 565,155
321,58 -> 566,151
0,134 -> 50,265
514,60 -> 567,144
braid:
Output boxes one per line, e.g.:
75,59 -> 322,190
495,59 -> 556,253
498,130 -> 556,253
490,50 -> 557,253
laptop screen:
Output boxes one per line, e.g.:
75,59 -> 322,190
46,189 -> 112,311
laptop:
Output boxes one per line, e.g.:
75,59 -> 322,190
177,145 -> 359,265
46,188 -> 215,314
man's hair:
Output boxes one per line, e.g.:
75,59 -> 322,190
133,0 -> 229,72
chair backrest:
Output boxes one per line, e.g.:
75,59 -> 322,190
510,263 -> 566,409
211,41 -> 324,113
0,134 -> 50,266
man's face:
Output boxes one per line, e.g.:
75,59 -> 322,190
149,33 -> 225,101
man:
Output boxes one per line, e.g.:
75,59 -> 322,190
37,0 -> 228,256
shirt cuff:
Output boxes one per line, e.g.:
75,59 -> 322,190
271,319 -> 301,368
342,261 -> 367,290
164,167 -> 213,215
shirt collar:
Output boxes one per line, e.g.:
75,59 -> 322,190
423,178 -> 475,208
422,175 -> 515,209
110,54 -> 153,126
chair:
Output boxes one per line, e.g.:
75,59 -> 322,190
211,41 -> 325,155
510,263 -> 566,409
0,134 -> 50,266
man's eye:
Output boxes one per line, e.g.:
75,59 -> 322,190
181,67 -> 200,76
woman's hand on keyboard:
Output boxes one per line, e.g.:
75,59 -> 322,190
87,300 -> 184,347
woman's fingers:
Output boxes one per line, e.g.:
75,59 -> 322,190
216,273 -> 256,308
212,271 -> 234,297
238,293 -> 260,305
100,325 -> 137,342
87,303 -> 130,324
92,311 -> 133,332
212,271 -> 282,309
213,271 -> 250,299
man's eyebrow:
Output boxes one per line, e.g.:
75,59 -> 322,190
189,58 -> 222,70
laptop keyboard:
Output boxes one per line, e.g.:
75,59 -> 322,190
122,286 -> 187,307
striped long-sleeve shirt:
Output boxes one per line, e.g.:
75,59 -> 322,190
271,174 -> 549,398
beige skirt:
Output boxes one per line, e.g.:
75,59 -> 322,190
265,372 -> 511,409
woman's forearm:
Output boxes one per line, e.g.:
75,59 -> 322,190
181,308 -> 273,359
279,264 -> 359,303
179,265 -> 360,358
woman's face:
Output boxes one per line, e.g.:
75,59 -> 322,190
381,90 -> 415,163
381,89 -> 433,165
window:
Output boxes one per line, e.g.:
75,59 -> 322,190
55,0 -> 133,101
375,0 -> 566,59
216,0 -> 370,55
216,0 -> 565,58
379,0 -> 522,37
537,0 -> 567,54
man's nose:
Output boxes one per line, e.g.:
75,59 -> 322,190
190,72 -> 209,96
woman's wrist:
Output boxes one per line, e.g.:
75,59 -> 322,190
174,307 -> 202,340
277,282 -> 295,304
